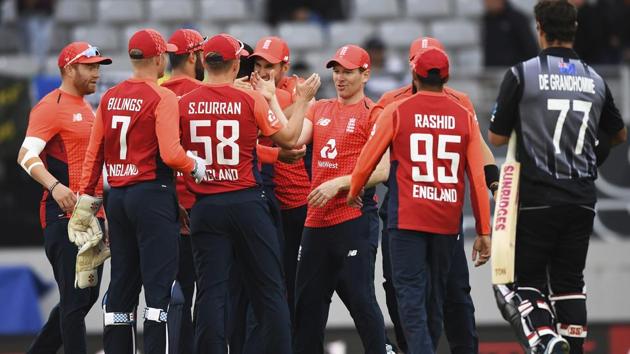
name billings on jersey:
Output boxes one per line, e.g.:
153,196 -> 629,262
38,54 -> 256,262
412,185 -> 457,203
202,168 -> 239,181
107,98 -> 143,111
188,101 -> 242,115
415,114 -> 456,129
538,74 -> 595,94
107,163 -> 139,177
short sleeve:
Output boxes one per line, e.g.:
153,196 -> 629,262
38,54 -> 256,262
25,102 -> 60,142
599,82 -> 626,136
305,101 -> 318,122
251,91 -> 282,137
489,66 -> 522,137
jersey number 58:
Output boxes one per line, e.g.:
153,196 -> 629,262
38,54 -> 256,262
189,120 -> 240,166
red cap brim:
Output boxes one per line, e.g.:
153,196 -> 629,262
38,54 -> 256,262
325,57 -> 359,70
166,43 -> 178,53
250,51 -> 282,64
76,56 -> 113,65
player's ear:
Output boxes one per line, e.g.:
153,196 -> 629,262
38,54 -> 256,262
188,52 -> 196,64
232,60 -> 241,76
361,68 -> 370,83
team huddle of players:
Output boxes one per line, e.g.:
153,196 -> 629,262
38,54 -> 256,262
17,1 -> 628,354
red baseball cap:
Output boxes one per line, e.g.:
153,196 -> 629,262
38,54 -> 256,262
169,29 -> 206,55
408,37 -> 445,61
128,28 -> 177,59
250,36 -> 290,64
58,41 -> 112,68
326,44 -> 370,70
203,33 -> 249,62
412,47 -> 449,79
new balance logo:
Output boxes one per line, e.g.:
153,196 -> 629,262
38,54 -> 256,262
317,117 -> 331,126
320,138 -> 338,159
339,46 -> 348,56
347,250 -> 358,257
72,113 -> 83,122
262,39 -> 272,49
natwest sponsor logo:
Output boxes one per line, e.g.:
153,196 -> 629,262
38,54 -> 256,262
320,138 -> 338,159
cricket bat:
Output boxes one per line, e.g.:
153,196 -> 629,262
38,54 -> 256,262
491,131 -> 520,284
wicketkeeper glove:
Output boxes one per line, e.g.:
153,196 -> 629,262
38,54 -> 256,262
188,151 -> 207,184
75,239 -> 110,288
68,194 -> 103,248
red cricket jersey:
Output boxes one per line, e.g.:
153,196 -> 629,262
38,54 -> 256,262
161,75 -> 203,209
378,84 -> 476,115
278,76 -> 300,98
178,83 -> 281,195
305,97 -> 376,227
257,88 -> 293,188
350,91 -> 490,236
25,89 -> 104,228
272,84 -> 311,209
81,78 -> 193,195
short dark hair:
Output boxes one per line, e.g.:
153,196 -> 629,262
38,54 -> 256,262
535,0 -> 577,43
169,52 -> 190,70
237,42 -> 254,79
204,55 -> 235,74
418,69 -> 446,87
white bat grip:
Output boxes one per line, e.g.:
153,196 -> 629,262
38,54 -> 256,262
506,131 -> 517,162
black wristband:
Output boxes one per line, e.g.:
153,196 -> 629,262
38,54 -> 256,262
484,164 -> 500,191
48,181 -> 60,194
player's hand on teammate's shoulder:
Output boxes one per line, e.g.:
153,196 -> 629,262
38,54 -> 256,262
233,76 -> 253,91
278,145 -> 307,164
251,71 -> 277,101
472,234 -> 491,267
308,177 -> 344,208
295,73 -> 321,103
51,182 -> 77,213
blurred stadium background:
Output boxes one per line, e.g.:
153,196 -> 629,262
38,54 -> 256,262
0,0 -> 629,353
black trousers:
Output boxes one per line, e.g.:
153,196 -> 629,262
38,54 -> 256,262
27,219 -> 103,354
177,232 -> 196,354
281,204 -> 307,322
389,229 -> 457,354
294,212 -> 386,354
191,188 -> 291,354
104,181 -> 180,354
515,204 -> 595,353
227,188 -> 284,354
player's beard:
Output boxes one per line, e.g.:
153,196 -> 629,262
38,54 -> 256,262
75,74 -> 96,95
195,52 -> 205,81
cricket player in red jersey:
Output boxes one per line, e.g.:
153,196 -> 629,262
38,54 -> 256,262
162,27 -> 206,354
177,33 -> 320,354
348,47 -> 491,354
376,37 -> 498,354
291,44 -> 389,354
249,36 -> 312,320
71,28 -> 206,354
18,41 -> 111,354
